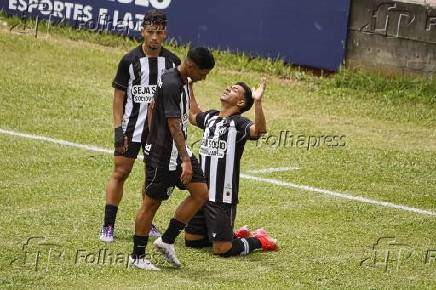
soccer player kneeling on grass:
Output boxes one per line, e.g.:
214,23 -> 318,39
185,78 -> 279,257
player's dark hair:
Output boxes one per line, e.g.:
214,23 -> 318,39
236,82 -> 253,113
187,47 -> 215,70
142,10 -> 167,28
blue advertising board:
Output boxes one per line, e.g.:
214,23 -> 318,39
1,0 -> 351,71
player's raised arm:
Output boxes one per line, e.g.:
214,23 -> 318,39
188,79 -> 203,127
249,78 -> 267,139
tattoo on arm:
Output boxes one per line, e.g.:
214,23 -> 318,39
168,119 -> 190,162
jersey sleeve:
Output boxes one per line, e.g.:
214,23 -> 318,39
112,55 -> 131,91
172,54 -> 181,66
163,81 -> 181,118
236,116 -> 254,142
196,110 -> 218,130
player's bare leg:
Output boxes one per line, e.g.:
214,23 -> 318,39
106,156 -> 135,205
174,182 -> 208,223
154,182 -> 208,267
100,156 -> 134,242
142,182 -> 161,237
135,195 -> 162,236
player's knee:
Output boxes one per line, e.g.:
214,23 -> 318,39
215,240 -> 244,258
113,166 -> 131,181
213,242 -> 232,256
216,248 -> 233,258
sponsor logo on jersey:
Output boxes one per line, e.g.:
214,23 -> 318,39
199,138 -> 227,158
132,85 -> 156,103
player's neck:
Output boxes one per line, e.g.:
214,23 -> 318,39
142,43 -> 161,58
219,104 -> 239,117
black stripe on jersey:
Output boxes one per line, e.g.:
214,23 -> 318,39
215,156 -> 226,202
140,58 -> 158,143
165,57 -> 176,69
125,58 -> 142,138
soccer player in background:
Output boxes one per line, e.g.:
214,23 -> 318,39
100,10 -> 181,242
129,47 -> 215,270
184,78 -> 279,257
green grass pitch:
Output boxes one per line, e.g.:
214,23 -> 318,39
0,17 -> 435,289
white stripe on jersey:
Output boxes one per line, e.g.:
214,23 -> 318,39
222,120 -> 237,203
200,116 -> 218,177
207,119 -> 225,202
157,56 -> 166,76
132,58 -> 150,143
122,65 -> 135,133
208,156 -> 218,202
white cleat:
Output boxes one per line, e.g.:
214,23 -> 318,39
153,237 -> 181,268
129,256 -> 160,271
99,225 -> 114,242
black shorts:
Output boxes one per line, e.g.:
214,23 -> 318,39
113,128 -> 149,159
185,201 -> 237,242
113,141 -> 143,159
145,155 -> 206,201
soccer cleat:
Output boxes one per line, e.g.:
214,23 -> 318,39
149,224 -> 161,237
129,255 -> 160,271
99,225 -> 114,242
153,237 -> 181,268
253,228 -> 279,251
234,225 -> 251,239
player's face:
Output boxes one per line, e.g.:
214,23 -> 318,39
220,84 -> 245,107
189,65 -> 211,82
142,24 -> 166,50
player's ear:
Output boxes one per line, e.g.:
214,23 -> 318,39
237,99 -> 245,108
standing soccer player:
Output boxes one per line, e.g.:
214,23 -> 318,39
100,10 -> 181,242
129,47 -> 215,270
184,78 -> 279,257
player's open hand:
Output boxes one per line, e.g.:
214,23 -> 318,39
252,77 -> 267,101
181,160 -> 193,185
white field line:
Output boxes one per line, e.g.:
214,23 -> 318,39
247,167 -> 301,174
1,128 -> 435,217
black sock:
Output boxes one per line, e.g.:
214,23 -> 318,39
132,235 -> 149,258
161,218 -> 186,244
247,237 -> 262,251
104,204 -> 118,227
218,237 -> 262,257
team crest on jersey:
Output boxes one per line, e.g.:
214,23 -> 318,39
217,126 -> 228,136
132,85 -> 156,103
157,77 -> 163,88
199,138 -> 227,158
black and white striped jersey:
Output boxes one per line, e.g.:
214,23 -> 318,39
144,68 -> 192,170
196,110 -> 254,204
112,45 -> 180,144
